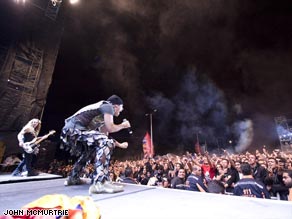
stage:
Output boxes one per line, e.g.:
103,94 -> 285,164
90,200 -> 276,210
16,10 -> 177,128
0,174 -> 291,219
0,172 -> 62,184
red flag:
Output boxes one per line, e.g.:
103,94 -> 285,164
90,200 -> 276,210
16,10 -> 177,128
142,132 -> 154,158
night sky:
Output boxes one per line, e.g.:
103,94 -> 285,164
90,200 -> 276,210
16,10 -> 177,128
40,0 -> 292,156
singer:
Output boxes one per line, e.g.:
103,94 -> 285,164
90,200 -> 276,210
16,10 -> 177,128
60,94 -> 131,194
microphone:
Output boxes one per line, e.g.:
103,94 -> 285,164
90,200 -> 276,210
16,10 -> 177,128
123,119 -> 133,134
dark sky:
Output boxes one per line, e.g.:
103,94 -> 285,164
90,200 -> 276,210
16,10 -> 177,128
41,0 -> 292,155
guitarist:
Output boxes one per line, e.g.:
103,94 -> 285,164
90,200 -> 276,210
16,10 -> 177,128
11,118 -> 41,177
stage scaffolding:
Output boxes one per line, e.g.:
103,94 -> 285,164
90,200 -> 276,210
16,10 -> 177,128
274,115 -> 292,152
0,0 -> 63,156
0,0 -> 63,131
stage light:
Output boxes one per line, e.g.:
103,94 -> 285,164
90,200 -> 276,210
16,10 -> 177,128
14,0 -> 26,3
69,0 -> 79,4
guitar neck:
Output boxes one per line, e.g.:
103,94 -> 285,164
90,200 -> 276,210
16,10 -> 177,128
34,134 -> 50,145
35,132 -> 54,144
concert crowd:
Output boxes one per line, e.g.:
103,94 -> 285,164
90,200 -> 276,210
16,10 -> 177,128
45,145 -> 292,201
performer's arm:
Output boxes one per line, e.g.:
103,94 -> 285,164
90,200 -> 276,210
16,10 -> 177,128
17,130 -> 26,147
104,113 -> 130,133
114,140 -> 128,149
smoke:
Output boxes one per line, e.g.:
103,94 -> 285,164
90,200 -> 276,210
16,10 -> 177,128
175,70 -> 231,147
146,70 -> 232,151
147,92 -> 175,134
71,0 -> 240,104
146,70 -> 257,153
233,119 -> 254,153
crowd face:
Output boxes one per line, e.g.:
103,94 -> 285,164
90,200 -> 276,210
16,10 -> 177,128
267,158 -> 277,170
109,172 -> 116,181
177,169 -> 186,179
146,171 -> 151,178
163,163 -> 169,171
234,162 -> 241,172
282,172 -> 292,187
193,165 -> 202,176
216,164 -> 223,171
287,162 -> 292,170
175,163 -> 181,171
278,161 -> 286,170
248,155 -> 256,165
162,180 -> 170,188
221,160 -> 229,169
202,158 -> 209,166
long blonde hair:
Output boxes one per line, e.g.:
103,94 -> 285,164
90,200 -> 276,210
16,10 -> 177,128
22,118 -> 42,137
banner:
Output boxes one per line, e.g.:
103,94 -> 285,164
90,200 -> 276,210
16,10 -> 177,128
142,132 -> 154,158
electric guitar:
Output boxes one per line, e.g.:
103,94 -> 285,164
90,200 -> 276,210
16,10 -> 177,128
23,130 -> 56,154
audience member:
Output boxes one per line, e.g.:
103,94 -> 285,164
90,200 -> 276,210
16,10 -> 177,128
185,164 -> 207,192
207,180 -> 225,194
220,158 -> 239,193
266,157 -> 289,200
233,163 -> 270,199
282,169 -> 292,201
118,166 -> 137,184
170,168 -> 186,189
248,154 -> 268,184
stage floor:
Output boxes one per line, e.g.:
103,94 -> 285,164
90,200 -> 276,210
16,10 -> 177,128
0,175 -> 291,219
0,172 -> 62,184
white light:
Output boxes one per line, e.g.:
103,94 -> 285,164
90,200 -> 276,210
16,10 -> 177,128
51,0 -> 62,7
69,0 -> 79,4
14,0 -> 26,3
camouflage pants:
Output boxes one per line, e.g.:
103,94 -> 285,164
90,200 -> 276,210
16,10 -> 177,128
93,138 -> 114,183
68,135 -> 114,184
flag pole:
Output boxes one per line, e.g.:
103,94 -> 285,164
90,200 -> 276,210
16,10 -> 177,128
150,113 -> 153,152
145,109 -> 157,157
